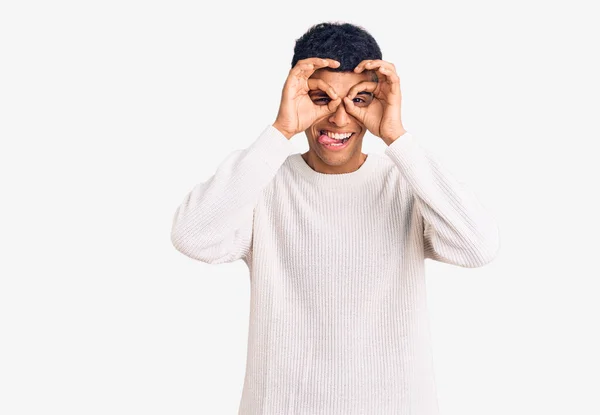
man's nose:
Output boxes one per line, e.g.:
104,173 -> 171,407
328,100 -> 351,127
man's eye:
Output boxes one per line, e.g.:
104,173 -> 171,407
314,97 -> 367,104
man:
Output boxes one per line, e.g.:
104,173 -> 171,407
171,21 -> 499,415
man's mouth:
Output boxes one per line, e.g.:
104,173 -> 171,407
317,130 -> 354,149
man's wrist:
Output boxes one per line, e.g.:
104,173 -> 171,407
272,122 -> 295,140
383,129 -> 408,146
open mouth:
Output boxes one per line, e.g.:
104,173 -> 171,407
318,130 -> 354,150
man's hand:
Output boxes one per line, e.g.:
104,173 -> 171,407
343,60 -> 407,145
273,58 -> 342,139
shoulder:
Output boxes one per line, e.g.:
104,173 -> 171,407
368,151 -> 413,194
368,152 -> 399,179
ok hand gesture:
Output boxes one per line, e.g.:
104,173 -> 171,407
342,60 -> 406,145
273,58 -> 342,139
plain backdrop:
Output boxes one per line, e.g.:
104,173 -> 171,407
1,1 -> 599,414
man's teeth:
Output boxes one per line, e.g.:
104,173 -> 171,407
322,131 -> 353,140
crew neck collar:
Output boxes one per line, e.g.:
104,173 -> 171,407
288,152 -> 378,186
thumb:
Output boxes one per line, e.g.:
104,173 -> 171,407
316,96 -> 342,118
343,97 -> 364,122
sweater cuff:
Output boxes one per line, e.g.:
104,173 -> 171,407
384,131 -> 420,162
247,124 -> 297,171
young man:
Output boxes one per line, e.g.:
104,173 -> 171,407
171,22 -> 499,415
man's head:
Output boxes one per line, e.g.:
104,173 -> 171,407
292,22 -> 382,173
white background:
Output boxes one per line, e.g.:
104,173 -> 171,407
1,1 -> 599,414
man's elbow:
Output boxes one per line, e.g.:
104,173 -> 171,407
469,223 -> 500,268
171,227 -> 244,265
171,227 -> 197,260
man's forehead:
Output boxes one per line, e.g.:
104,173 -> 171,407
308,89 -> 373,98
309,69 -> 375,90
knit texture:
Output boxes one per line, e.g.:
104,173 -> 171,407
171,124 -> 500,415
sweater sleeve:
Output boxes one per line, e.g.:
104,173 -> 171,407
171,124 -> 295,265
384,131 -> 500,268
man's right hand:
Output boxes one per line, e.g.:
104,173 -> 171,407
272,58 -> 342,139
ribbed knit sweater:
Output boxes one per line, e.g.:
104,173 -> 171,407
171,124 -> 500,415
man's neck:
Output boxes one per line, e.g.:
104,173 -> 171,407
301,151 -> 368,175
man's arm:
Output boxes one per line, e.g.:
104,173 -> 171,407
343,59 -> 498,267
170,125 -> 294,264
385,132 -> 500,268
171,57 -> 343,265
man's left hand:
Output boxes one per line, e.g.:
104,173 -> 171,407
343,60 -> 406,145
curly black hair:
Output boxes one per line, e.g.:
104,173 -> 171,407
291,22 -> 383,73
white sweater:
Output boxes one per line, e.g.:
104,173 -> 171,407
171,124 -> 500,415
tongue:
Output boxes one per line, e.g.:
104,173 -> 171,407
319,134 -> 341,144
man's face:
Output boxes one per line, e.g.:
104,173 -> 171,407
305,68 -> 376,171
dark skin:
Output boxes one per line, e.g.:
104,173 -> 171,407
273,57 -> 406,174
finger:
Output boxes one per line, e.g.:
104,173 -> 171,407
376,66 -> 401,96
359,60 -> 399,87
375,66 -> 399,84
354,59 -> 395,74
346,81 -> 378,100
291,58 -> 341,79
315,97 -> 342,118
307,78 -> 340,100
350,65 -> 400,100
353,59 -> 374,73
307,78 -> 342,116
342,96 -> 366,121
297,57 -> 341,67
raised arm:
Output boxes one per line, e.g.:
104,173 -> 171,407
171,57 -> 343,265
343,59 -> 499,267
385,132 -> 500,268
170,125 -> 294,264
